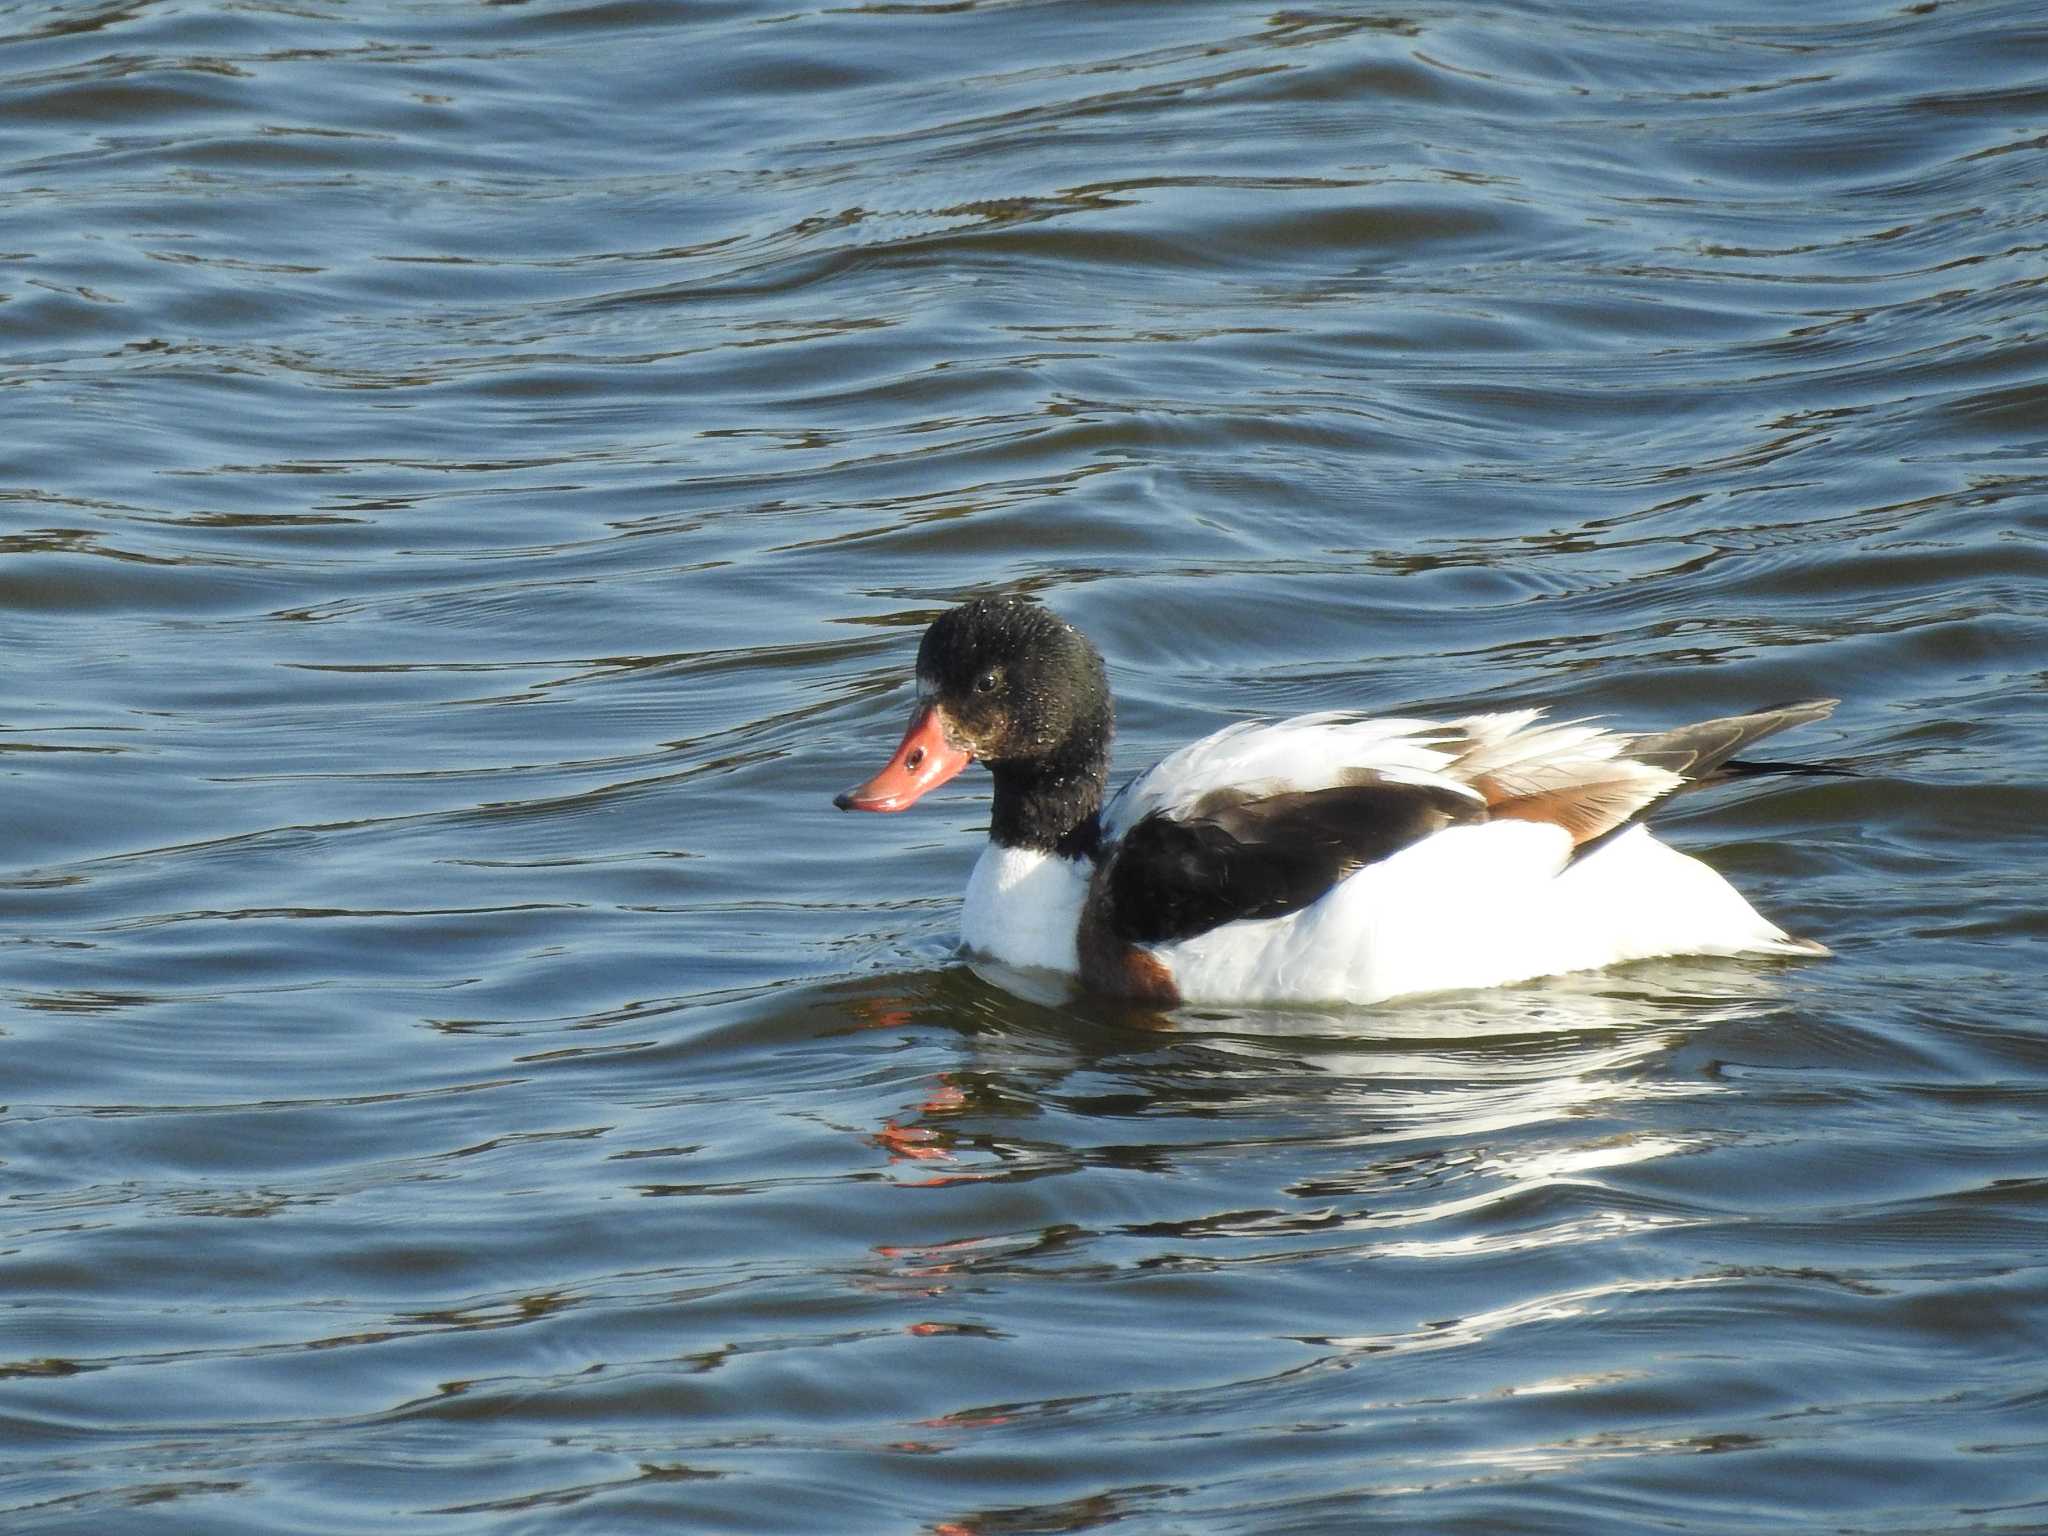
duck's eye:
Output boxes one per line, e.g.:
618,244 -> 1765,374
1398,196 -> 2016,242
975,670 -> 1000,694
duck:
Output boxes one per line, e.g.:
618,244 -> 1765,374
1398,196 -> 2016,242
835,595 -> 1835,1007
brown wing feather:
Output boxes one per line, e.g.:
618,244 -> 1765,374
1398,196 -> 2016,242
1446,721 -> 1679,846
1446,698 -> 1839,847
1486,776 -> 1671,843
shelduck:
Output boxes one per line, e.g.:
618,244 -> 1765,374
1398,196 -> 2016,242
836,596 -> 1834,1007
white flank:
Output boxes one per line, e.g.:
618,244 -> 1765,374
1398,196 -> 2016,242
1155,822 -> 1817,1006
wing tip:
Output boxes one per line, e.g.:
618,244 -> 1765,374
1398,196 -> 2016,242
1766,934 -> 1833,958
1766,697 -> 1841,721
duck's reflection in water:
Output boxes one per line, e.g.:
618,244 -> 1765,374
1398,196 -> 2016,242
856,953 -> 1787,1203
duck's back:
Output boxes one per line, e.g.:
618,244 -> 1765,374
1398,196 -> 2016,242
1079,704 -> 1833,1005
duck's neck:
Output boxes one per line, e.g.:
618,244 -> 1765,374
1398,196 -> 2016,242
988,741 -> 1108,861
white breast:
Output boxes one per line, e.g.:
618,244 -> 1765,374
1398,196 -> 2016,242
960,844 -> 1089,976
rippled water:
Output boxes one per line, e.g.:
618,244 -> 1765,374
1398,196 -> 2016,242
4,0 -> 2045,1530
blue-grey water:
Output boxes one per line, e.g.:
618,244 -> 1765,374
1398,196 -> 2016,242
4,1 -> 2045,1531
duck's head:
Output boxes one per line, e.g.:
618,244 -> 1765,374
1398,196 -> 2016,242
835,596 -> 1112,815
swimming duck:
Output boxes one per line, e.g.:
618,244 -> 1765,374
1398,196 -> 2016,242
836,596 -> 1834,1006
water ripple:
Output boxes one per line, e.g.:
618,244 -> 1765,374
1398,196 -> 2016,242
2,0 -> 2044,1530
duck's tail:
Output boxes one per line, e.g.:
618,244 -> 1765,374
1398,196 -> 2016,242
1624,698 -> 1847,788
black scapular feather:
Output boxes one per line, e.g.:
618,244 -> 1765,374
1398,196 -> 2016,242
1104,782 -> 1482,946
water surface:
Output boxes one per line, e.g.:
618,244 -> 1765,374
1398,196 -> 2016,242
3,0 -> 2045,1531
